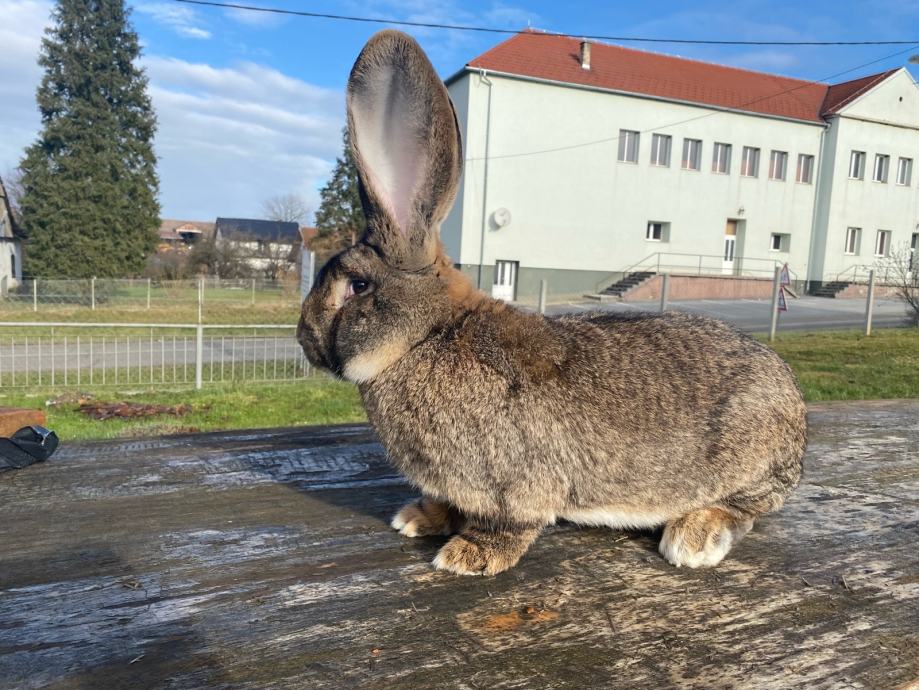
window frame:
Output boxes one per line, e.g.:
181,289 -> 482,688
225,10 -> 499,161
769,150 -> 788,181
845,227 -> 861,256
618,129 -> 640,163
646,221 -> 669,242
650,133 -> 672,167
897,157 -> 913,186
796,154 -> 815,184
849,151 -> 865,180
681,138 -> 702,171
740,146 -> 760,177
874,229 -> 891,257
873,154 -> 890,183
712,142 -> 732,174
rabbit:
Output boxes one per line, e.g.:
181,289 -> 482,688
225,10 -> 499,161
297,30 -> 807,576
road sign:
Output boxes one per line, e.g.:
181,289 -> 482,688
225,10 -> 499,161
778,287 -> 788,312
780,263 -> 791,287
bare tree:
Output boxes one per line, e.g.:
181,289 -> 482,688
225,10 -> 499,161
260,193 -> 311,225
1,167 -> 24,223
881,245 -> 919,325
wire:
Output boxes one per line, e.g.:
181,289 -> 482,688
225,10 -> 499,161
175,0 -> 919,47
465,43 -> 919,162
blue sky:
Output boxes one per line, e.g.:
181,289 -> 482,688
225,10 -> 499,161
2,0 -> 918,222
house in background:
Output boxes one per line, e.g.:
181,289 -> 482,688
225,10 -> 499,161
0,176 -> 23,292
442,31 -> 919,300
157,219 -> 214,251
215,217 -> 301,278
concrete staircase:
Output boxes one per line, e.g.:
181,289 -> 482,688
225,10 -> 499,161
812,281 -> 852,298
599,271 -> 656,299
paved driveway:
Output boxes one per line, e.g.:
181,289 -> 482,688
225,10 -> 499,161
541,296 -> 914,333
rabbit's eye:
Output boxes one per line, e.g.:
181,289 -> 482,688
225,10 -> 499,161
348,279 -> 370,297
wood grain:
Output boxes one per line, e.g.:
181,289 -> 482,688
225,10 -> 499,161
1,402 -> 917,690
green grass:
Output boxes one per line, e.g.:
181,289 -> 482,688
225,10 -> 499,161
758,327 -> 919,401
1,328 -> 916,441
0,379 -> 366,441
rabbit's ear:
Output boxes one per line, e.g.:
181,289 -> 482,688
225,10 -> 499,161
347,30 -> 463,271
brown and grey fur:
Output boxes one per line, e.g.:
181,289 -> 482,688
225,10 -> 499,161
297,30 -> 807,576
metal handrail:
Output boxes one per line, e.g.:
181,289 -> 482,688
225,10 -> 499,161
594,252 -> 798,293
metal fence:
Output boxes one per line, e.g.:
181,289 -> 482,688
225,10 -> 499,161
0,323 -> 319,390
0,277 -> 305,325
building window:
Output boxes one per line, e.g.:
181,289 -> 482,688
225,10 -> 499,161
770,233 -> 790,252
769,151 -> 788,180
740,146 -> 760,177
681,138 -> 702,171
796,154 -> 815,184
10,253 -> 15,278
646,221 -> 670,242
873,154 -> 890,183
618,130 -> 640,163
874,230 -> 891,257
910,232 -> 918,271
897,157 -> 913,186
650,134 -> 671,166
849,151 -> 866,179
845,227 -> 861,255
712,142 -> 732,174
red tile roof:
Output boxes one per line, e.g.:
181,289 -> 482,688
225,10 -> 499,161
461,31 -> 896,123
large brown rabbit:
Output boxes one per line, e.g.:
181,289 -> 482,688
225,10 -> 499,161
298,30 -> 806,576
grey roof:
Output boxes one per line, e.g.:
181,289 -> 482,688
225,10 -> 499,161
215,217 -> 300,242
0,175 -> 23,241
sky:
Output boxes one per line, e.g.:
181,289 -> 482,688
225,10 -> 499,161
1,0 -> 918,223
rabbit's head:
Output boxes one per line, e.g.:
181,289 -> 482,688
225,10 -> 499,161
297,30 -> 469,383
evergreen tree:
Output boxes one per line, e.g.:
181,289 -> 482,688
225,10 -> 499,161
19,0 -> 160,278
313,128 -> 364,253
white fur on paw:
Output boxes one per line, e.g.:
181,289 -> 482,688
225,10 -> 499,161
659,524 -> 734,569
431,551 -> 480,576
390,513 -> 419,537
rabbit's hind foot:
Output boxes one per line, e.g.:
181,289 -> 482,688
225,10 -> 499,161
391,497 -> 461,537
659,507 -> 753,569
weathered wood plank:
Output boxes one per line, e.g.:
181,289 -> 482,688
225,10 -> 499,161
1,403 -> 917,690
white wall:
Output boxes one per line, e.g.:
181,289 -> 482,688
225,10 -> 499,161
446,71 -> 824,283
0,241 -> 22,289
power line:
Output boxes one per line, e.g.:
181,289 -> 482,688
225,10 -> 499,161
465,43 -> 919,162
175,0 -> 919,47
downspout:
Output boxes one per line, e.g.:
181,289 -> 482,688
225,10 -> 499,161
805,123 -> 829,293
476,69 -> 493,290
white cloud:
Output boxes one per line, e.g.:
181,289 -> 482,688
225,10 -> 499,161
134,2 -> 212,40
0,1 -> 47,171
143,56 -> 344,218
0,0 -> 344,221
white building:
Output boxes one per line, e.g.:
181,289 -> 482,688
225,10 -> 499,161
0,176 -> 23,292
441,31 -> 919,300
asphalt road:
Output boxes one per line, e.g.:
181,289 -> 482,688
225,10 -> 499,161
543,296 -> 915,333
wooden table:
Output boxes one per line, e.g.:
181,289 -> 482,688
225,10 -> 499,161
1,401 -> 917,689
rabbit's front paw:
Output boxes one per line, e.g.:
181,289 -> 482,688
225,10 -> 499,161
391,497 -> 457,537
432,526 -> 540,576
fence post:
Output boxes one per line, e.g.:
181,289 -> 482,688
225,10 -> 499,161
251,278 -> 256,305
146,278 -> 151,310
196,277 -> 204,389
769,265 -> 781,341
864,269 -> 876,336
197,277 -> 204,324
91,276 -> 96,311
537,279 -> 547,315
33,279 -> 38,312
660,273 -> 670,312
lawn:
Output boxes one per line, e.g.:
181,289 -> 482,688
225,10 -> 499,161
1,328 -> 916,441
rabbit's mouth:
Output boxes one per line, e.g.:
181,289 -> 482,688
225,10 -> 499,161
296,314 -> 335,373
